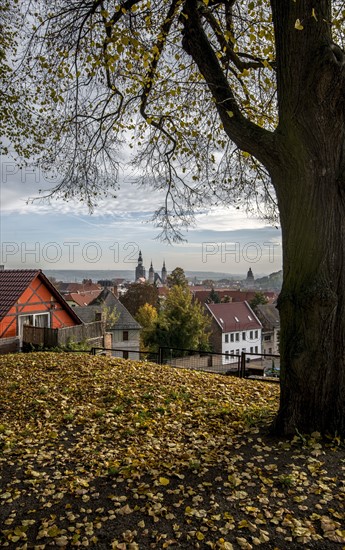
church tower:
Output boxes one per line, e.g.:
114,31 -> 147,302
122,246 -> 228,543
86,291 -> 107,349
148,261 -> 155,284
135,250 -> 146,281
161,260 -> 167,284
246,267 -> 254,287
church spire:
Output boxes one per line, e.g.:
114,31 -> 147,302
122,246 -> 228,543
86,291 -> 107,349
149,260 -> 155,284
161,260 -> 167,284
135,250 -> 146,281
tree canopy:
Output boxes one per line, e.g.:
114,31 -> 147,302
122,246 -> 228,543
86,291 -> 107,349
6,0 -> 345,436
154,285 -> 210,352
10,0 -> 284,231
135,302 -> 159,351
119,282 -> 158,317
249,292 -> 269,312
166,267 -> 188,288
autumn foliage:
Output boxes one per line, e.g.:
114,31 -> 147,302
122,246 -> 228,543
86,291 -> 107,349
0,353 -> 344,548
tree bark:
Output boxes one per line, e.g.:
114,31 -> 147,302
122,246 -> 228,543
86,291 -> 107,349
272,165 -> 345,435
269,0 -> 345,435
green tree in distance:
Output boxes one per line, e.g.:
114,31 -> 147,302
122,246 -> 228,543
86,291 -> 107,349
154,285 -> 210,352
10,1 -> 345,435
166,267 -> 188,288
208,287 -> 221,304
135,303 -> 158,351
249,292 -> 269,312
101,304 -> 120,330
120,283 -> 158,317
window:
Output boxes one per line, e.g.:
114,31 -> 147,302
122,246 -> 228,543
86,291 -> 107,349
18,313 -> 50,342
35,314 -> 49,327
242,332 -> 246,340
230,333 -> 234,342
123,331 -> 129,341
255,330 -> 258,338
123,351 -> 129,359
225,350 -> 230,363
268,348 -> 272,354
277,331 -> 280,342
235,333 -> 240,341
264,335 -> 271,341
255,346 -> 258,353
225,334 -> 229,343
19,313 -> 49,329
250,347 -> 253,353
250,330 -> 253,339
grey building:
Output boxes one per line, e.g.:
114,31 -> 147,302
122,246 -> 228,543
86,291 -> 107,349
75,288 -> 141,359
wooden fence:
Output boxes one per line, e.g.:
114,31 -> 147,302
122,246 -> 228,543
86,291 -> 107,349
23,321 -> 104,348
0,337 -> 20,354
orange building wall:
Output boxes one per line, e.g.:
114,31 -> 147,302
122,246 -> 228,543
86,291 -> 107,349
0,275 -> 79,338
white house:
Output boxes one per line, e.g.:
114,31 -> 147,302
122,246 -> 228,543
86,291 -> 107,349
206,301 -> 262,364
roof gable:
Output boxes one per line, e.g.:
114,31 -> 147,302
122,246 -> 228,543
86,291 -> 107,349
0,270 -> 40,320
255,304 -> 280,329
76,288 -> 141,330
206,301 -> 262,332
0,269 -> 82,324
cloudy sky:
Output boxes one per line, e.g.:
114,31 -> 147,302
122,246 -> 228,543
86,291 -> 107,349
0,155 -> 282,277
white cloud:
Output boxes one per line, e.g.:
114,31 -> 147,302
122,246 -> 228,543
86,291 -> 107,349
1,154 -> 282,274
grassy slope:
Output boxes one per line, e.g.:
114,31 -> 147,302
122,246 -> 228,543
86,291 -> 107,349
0,352 -> 344,549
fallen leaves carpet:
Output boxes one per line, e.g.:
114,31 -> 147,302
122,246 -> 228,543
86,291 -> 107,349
0,353 -> 344,549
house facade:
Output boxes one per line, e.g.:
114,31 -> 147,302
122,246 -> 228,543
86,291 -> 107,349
255,304 -> 280,355
206,301 -> 262,364
0,269 -> 82,352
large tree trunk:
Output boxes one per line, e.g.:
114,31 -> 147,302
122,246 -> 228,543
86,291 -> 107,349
273,167 -> 345,435
270,0 -> 345,435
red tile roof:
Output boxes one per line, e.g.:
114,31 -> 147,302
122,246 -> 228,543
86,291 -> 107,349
192,288 -> 277,304
0,270 -> 41,320
0,269 -> 82,324
64,290 -> 102,307
59,282 -> 102,293
206,301 -> 262,332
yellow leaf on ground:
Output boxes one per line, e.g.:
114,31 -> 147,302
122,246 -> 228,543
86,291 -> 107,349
159,477 -> 170,486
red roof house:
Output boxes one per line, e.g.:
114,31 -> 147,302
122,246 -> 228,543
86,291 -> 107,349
205,301 -> 262,363
0,269 -> 82,350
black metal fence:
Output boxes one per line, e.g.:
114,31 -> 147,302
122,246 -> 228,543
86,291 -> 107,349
158,347 -> 241,376
90,345 -> 280,381
90,347 -> 159,363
